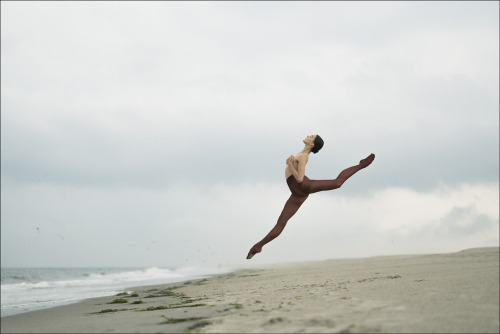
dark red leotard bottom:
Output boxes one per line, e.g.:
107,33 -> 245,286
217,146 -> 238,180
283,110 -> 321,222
277,175 -> 342,228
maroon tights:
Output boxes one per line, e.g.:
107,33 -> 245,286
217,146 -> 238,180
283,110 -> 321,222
246,154 -> 375,259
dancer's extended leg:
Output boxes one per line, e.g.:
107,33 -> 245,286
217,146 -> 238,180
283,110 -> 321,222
246,193 -> 308,259
302,153 -> 375,194
246,153 -> 375,259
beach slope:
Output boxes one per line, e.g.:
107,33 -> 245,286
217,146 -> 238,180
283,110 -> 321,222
1,247 -> 498,333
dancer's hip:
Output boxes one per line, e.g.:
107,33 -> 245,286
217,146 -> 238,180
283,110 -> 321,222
286,175 -> 310,196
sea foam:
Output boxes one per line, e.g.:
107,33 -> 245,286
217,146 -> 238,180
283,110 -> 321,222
1,266 -> 231,317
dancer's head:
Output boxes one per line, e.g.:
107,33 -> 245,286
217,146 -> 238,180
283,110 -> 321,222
311,135 -> 324,154
303,134 -> 324,154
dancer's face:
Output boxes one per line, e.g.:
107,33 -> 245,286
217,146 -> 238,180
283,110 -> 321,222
303,134 -> 317,146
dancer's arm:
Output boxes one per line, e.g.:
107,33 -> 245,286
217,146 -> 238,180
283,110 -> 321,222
287,155 -> 307,183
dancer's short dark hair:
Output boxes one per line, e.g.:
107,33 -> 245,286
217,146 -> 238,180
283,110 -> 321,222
312,135 -> 324,154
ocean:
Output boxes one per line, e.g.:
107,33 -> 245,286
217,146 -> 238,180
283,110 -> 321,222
1,266 -> 233,317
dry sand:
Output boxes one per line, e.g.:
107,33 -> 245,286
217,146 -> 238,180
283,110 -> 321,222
1,247 -> 498,333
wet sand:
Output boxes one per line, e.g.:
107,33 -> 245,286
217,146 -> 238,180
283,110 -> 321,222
2,247 -> 498,333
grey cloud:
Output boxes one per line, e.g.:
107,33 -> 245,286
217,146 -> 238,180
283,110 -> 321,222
436,205 -> 497,237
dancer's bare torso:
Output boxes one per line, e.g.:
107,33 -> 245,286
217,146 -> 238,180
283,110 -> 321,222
285,152 -> 309,180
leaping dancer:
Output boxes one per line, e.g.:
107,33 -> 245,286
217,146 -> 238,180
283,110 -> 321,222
247,134 -> 375,259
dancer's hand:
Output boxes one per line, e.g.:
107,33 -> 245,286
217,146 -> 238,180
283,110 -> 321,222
286,155 -> 295,166
246,244 -> 262,259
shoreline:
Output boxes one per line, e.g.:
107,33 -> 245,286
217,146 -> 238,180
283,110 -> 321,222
1,266 -> 234,318
2,247 -> 498,333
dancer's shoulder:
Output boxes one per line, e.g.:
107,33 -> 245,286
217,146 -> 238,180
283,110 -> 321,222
295,152 -> 309,162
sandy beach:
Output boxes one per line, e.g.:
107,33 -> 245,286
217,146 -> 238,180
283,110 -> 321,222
2,247 -> 498,333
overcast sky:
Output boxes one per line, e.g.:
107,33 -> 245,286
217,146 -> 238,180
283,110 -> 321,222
1,1 -> 498,268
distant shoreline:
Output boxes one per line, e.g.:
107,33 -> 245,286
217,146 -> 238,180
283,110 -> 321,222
2,247 -> 498,333
0,266 -> 233,318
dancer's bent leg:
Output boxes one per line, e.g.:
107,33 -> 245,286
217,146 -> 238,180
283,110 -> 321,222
246,193 -> 308,259
302,153 -> 375,194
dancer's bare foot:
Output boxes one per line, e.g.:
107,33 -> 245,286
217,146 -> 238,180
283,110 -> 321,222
359,153 -> 375,168
246,244 -> 262,259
